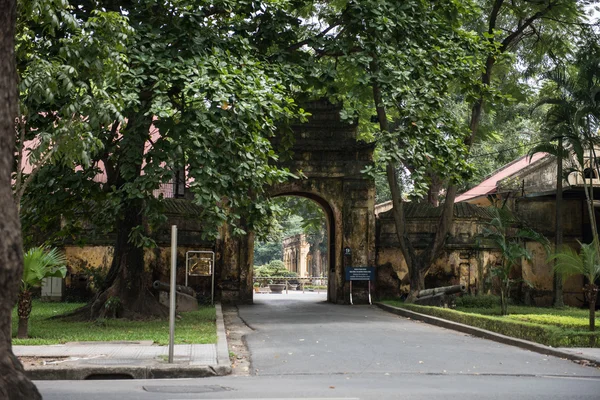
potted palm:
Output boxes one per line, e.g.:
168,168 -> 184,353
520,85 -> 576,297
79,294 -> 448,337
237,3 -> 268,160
18,247 -> 67,338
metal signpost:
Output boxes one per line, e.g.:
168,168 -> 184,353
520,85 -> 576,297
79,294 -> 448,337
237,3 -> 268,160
168,225 -> 177,363
185,251 -> 215,305
345,266 -> 375,305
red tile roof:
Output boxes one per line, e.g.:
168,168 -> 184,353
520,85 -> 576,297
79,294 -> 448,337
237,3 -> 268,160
456,152 -> 549,202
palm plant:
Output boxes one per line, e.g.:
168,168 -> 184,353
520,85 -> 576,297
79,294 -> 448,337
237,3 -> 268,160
484,207 -> 549,316
549,241 -> 600,332
18,247 -> 67,338
529,36 -> 600,305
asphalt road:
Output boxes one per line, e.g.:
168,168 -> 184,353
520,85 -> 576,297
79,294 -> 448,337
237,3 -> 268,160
36,293 -> 600,399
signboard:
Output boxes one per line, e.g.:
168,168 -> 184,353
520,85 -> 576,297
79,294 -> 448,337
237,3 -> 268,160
185,251 -> 215,305
187,254 -> 212,276
345,266 -> 375,281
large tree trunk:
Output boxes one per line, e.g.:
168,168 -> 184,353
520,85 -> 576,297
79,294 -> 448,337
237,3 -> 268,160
90,199 -> 168,320
0,0 -> 42,397
426,171 -> 443,207
79,105 -> 167,320
371,57 -> 455,299
407,258 -> 426,301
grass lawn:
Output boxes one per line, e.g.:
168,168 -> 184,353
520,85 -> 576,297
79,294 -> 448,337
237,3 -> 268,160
12,301 -> 216,346
457,305 -> 594,330
381,299 -> 600,348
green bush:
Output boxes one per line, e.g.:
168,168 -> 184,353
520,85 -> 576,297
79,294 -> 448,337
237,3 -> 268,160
382,300 -> 600,348
455,294 -> 501,309
254,260 -> 297,278
507,314 -> 590,330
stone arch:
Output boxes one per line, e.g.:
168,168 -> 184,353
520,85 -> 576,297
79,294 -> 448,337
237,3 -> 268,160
270,191 -> 338,300
218,100 -> 376,304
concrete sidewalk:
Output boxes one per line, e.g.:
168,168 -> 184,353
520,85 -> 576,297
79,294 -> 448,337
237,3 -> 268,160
376,302 -> 600,366
14,304 -> 231,380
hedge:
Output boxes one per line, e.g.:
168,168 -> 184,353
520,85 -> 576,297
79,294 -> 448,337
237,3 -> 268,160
381,301 -> 600,348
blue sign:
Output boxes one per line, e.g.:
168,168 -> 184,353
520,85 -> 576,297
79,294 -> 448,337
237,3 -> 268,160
345,267 -> 375,281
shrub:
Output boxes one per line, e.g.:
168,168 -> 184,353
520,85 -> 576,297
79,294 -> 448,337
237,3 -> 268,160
254,260 -> 297,278
382,300 -> 600,348
455,294 -> 501,309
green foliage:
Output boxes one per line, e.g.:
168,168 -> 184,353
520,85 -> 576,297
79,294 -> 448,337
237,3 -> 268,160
383,301 -> 600,348
549,240 -> 600,331
17,0 -> 312,252
15,3 -> 131,207
254,196 -> 327,266
12,301 -> 216,345
254,241 -> 283,266
21,247 -> 67,293
321,0 -> 488,194
508,314 -> 592,330
550,240 -> 600,286
254,260 -> 298,279
483,206 -> 549,315
104,296 -> 122,318
454,294 -> 501,309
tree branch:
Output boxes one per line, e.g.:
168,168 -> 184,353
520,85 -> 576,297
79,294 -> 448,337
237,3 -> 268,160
14,114 -> 25,203
500,3 -> 556,52
15,148 -> 54,210
370,57 -> 415,265
426,184 -> 458,267
489,0 -> 505,35
286,23 -> 339,53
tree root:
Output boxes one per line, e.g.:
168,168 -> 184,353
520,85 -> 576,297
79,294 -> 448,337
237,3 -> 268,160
0,347 -> 41,400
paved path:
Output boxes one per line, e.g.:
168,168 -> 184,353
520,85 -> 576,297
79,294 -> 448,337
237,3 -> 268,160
242,292 -> 600,378
14,303 -> 231,379
34,294 -> 600,399
14,342 -> 216,366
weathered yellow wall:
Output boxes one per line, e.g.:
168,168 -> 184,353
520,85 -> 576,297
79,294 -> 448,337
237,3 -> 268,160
65,245 -> 113,274
523,241 -> 585,307
376,205 -> 586,306
377,245 -> 502,296
64,245 -> 213,287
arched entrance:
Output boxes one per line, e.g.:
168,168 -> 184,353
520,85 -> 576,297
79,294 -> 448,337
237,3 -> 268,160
218,100 -> 376,304
265,193 -> 336,301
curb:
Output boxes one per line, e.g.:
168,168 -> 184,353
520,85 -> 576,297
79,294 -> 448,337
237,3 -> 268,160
24,303 -> 232,380
375,302 -> 600,365
215,302 -> 232,373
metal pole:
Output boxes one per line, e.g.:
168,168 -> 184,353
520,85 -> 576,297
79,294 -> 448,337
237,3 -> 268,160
211,253 -> 215,305
368,281 -> 372,305
168,225 -> 177,363
185,251 -> 189,287
349,281 -> 353,305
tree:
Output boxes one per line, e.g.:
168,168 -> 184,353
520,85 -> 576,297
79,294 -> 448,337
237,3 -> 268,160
531,32 -> 600,306
550,241 -> 600,331
529,76 -> 576,308
370,0 -> 590,298
18,247 -> 67,338
14,3 -> 131,214
484,207 -> 549,315
305,0 -> 488,299
254,242 -> 284,266
0,0 -> 42,397
18,1 -> 309,319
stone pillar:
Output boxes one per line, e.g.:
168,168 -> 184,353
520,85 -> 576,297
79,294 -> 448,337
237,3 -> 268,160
217,224 -> 254,304
341,178 -> 376,303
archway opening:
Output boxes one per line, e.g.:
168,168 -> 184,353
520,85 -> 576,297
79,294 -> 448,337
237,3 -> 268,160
252,194 -> 335,301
